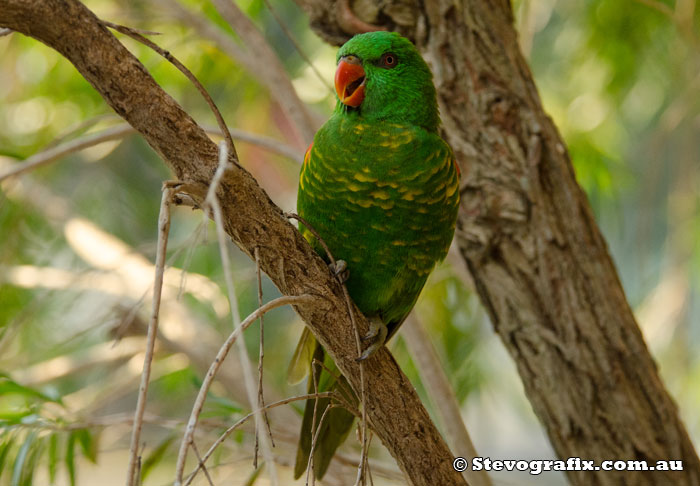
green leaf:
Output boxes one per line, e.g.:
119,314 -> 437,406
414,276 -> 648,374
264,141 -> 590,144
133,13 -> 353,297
0,410 -> 35,426
243,462 -> 265,486
0,433 -> 15,483
48,433 -> 58,484
287,327 -> 315,385
75,428 -> 98,464
65,432 -> 76,486
0,148 -> 26,159
11,431 -> 36,486
204,394 -> 243,417
243,464 -> 263,486
0,375 -> 61,403
141,436 -> 174,481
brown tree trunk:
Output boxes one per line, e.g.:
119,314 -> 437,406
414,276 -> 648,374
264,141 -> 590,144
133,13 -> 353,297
299,1 -> 700,485
0,1 -> 467,484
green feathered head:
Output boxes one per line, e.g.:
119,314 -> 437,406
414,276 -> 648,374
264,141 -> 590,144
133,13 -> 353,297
334,31 -> 439,131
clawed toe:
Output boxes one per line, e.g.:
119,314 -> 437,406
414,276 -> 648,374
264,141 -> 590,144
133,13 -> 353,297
362,327 -> 378,341
329,259 -> 350,283
356,317 -> 388,361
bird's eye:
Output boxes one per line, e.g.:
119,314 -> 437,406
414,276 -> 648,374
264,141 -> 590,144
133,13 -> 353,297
380,53 -> 397,69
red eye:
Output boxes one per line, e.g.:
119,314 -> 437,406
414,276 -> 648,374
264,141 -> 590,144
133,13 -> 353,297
380,53 -> 397,68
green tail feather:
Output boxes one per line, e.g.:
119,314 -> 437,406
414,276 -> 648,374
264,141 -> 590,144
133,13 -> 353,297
293,341 -> 357,480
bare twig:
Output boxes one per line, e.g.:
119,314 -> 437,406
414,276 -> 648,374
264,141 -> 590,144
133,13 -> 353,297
102,20 -> 237,159
206,142 -> 277,485
175,143 -> 299,485
173,293 -> 314,484
312,358 -> 357,405
45,113 -> 123,149
0,28 -> 12,36
219,127 -> 302,163
307,354 -> 321,485
345,280 -> 367,486
253,247 -> 275,469
307,402 -> 336,486
190,442 -> 215,486
0,124 -> 133,182
183,392 -> 336,486
0,123 -> 301,183
126,184 -> 174,486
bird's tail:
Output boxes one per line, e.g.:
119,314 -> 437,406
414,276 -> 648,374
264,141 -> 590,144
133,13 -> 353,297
289,329 -> 357,480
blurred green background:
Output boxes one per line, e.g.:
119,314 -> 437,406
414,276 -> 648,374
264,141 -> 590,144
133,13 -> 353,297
0,0 -> 698,485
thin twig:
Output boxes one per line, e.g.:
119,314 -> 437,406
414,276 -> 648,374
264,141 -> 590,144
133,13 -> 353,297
306,403 -> 337,485
361,430 -> 374,486
346,281 -> 368,486
102,21 -> 237,160
191,442 -> 215,486
0,28 -> 12,36
0,124 -> 133,182
0,124 -> 302,183
312,358 -> 357,404
253,247 -> 275,470
207,142 -> 277,485
175,143 -> 285,486
44,114 -> 122,150
173,293 -> 313,484
126,184 -> 174,486
306,354 -> 321,486
218,127 -> 302,163
183,392 -> 336,486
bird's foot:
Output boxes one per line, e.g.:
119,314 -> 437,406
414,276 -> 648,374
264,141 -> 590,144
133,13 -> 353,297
329,259 -> 349,283
356,316 -> 388,361
162,180 -> 208,209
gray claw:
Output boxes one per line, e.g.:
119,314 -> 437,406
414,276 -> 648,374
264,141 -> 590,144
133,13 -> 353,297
356,317 -> 388,361
329,259 -> 349,283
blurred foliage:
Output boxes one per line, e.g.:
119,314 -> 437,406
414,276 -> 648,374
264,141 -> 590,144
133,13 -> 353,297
0,0 -> 698,484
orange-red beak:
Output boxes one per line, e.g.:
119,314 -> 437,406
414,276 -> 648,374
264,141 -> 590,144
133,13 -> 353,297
335,56 -> 365,107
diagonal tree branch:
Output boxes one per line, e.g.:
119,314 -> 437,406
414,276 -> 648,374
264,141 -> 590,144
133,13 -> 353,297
0,1 -> 467,484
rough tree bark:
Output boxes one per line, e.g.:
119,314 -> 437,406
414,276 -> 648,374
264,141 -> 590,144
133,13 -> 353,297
0,0 -> 467,484
298,1 -> 700,485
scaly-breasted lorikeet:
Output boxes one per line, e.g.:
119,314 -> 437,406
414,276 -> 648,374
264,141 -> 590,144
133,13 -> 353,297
289,31 -> 460,480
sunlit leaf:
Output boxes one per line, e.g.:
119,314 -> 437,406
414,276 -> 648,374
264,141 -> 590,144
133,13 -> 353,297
65,432 -> 76,486
0,410 -> 35,426
243,464 -> 263,486
0,433 -> 15,483
47,433 -> 58,484
74,428 -> 98,464
141,436 -> 175,481
0,375 -> 61,404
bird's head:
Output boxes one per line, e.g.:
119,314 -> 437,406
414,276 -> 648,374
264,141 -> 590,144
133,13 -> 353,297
334,31 -> 439,131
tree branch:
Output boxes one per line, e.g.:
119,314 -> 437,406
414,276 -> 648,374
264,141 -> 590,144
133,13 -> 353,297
0,1 -> 466,484
297,1 -> 700,485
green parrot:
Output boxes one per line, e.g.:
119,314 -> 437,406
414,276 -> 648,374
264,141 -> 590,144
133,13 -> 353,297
289,31 -> 460,480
